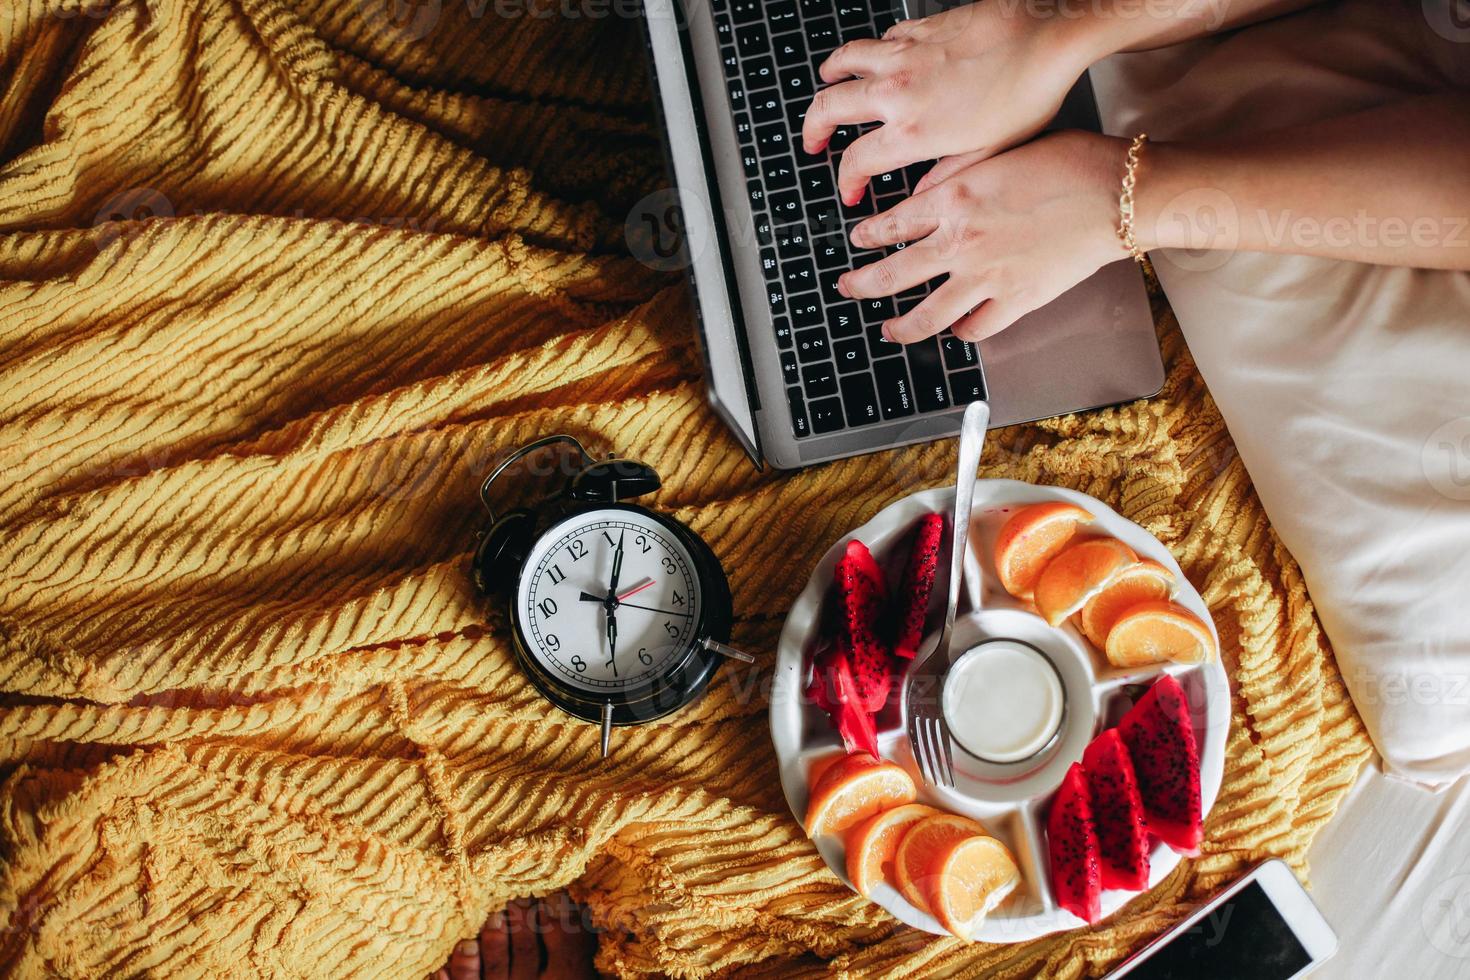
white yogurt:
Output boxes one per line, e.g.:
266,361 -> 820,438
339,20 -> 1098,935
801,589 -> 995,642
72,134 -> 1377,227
942,640 -> 1065,763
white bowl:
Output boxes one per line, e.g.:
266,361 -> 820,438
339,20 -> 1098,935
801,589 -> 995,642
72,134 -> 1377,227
769,480 -> 1230,943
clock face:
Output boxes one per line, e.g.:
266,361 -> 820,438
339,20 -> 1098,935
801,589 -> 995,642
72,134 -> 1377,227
516,508 -> 702,695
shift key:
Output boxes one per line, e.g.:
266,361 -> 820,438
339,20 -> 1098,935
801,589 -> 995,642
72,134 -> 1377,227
906,339 -> 950,412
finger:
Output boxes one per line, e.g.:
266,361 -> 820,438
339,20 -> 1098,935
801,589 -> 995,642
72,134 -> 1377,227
882,15 -> 926,39
952,298 -> 1021,343
480,909 -> 510,980
838,242 -> 945,300
883,277 -> 984,344
913,150 -> 990,194
447,938 -> 479,980
542,897 -> 597,980
802,79 -> 880,154
836,129 -> 913,206
507,899 -> 539,980
818,39 -> 890,84
851,195 -> 942,250
434,971 -> 450,980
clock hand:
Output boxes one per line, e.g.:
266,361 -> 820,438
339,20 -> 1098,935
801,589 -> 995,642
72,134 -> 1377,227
608,530 -> 624,598
616,601 -> 694,618
616,578 -> 655,602
605,603 -> 618,677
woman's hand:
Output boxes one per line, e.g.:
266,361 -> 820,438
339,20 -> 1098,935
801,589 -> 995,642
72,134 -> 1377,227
837,131 -> 1128,343
801,2 -> 1091,206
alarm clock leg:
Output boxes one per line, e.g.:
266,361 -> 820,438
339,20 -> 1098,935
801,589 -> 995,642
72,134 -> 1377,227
600,701 -> 614,759
701,638 -> 756,663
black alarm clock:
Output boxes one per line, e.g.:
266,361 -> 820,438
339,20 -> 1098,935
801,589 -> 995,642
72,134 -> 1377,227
472,435 -> 750,757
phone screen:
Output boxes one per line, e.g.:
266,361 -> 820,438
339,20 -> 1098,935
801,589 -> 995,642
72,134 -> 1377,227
1123,882 -> 1313,980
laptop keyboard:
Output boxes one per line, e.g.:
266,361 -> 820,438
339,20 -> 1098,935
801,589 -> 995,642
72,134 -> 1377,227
712,0 -> 988,439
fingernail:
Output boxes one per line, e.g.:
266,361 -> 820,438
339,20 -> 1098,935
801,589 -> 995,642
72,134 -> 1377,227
457,940 -> 478,956
808,137 -> 829,155
837,276 -> 851,298
842,187 -> 863,207
850,223 -> 866,245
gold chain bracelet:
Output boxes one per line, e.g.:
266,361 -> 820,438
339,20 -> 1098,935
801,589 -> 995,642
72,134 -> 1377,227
1117,133 -> 1148,262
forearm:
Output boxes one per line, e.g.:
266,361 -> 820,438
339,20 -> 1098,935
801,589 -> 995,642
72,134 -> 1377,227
1134,94 -> 1470,269
1040,0 -> 1324,67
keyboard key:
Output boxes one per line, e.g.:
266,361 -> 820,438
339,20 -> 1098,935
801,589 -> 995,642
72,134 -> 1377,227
715,18 -> 735,47
840,373 -> 881,426
727,77 -> 747,112
872,6 -> 898,34
859,296 -> 894,323
803,363 -> 838,398
782,257 -> 817,295
768,188 -> 801,221
740,146 -> 760,179
736,23 -> 770,58
806,19 -> 841,59
835,0 -> 868,29
814,239 -> 848,269
842,191 -> 876,218
767,0 -> 800,31
810,396 -> 845,433
753,214 -> 774,247
744,56 -> 776,89
798,165 -> 836,201
780,349 -> 801,384
750,92 -> 783,126
872,169 -> 904,195
759,249 -> 779,281
730,0 -> 763,20
756,123 -> 791,156
829,301 -> 861,336
772,315 -> 794,348
788,387 -> 812,438
866,321 -> 899,358
799,0 -> 835,20
767,284 -> 787,315
807,201 -> 843,242
779,66 -> 814,101
762,156 -> 797,190
774,35 -> 806,68
796,328 -> 830,362
940,334 -> 979,370
734,115 -> 755,144
829,124 -> 857,152
775,224 -> 810,260
790,293 -> 823,327
906,339 -> 950,412
874,357 -> 915,418
834,336 -> 868,371
785,98 -> 808,134
950,369 -> 986,404
721,47 -> 740,79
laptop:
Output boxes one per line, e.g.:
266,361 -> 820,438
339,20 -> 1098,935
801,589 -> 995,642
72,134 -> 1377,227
636,0 -> 1165,470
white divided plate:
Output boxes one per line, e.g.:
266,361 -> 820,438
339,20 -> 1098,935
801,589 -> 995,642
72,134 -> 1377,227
770,480 -> 1230,943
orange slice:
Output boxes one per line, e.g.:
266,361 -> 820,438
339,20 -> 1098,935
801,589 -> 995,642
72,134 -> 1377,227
805,759 -> 916,837
809,751 -> 877,794
1033,537 -> 1138,627
993,502 -> 1094,600
929,835 -> 1021,940
893,813 -> 991,913
844,803 -> 943,897
1077,560 -> 1175,649
1104,600 -> 1218,667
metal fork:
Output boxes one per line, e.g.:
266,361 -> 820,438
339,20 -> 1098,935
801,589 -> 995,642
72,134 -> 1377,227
907,399 -> 990,788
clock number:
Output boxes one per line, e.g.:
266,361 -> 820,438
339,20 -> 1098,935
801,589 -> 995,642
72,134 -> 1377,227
538,597 -> 557,618
634,534 -> 652,554
547,564 -> 566,585
671,590 -> 686,607
661,555 -> 677,575
567,539 -> 588,562
544,633 -> 561,651
602,530 -> 617,547
638,647 -> 653,666
664,621 -> 679,638
571,655 -> 586,672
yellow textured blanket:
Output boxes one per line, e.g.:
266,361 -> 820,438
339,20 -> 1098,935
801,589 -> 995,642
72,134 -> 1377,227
0,1 -> 1371,976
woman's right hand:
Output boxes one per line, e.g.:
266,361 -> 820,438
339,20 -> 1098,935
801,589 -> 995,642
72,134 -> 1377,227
801,2 -> 1094,205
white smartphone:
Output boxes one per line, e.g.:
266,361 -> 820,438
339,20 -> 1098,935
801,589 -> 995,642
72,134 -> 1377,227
1105,859 -> 1338,979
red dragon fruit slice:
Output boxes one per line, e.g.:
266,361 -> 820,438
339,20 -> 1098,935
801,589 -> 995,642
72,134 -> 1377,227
1082,728 -> 1152,891
1116,674 -> 1203,855
835,543 -> 891,713
1048,762 -> 1102,923
804,643 -> 879,758
892,513 -> 943,660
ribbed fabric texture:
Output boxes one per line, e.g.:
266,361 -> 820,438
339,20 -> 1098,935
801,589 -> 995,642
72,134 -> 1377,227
0,1 -> 1371,976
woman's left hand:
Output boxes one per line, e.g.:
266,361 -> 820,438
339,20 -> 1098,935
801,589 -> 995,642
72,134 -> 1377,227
838,131 -> 1130,344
